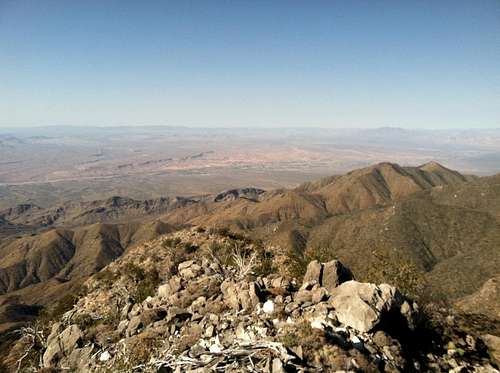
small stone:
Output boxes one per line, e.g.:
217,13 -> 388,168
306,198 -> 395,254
311,287 -> 328,304
310,319 -> 324,330
263,300 -> 275,313
272,358 -> 285,372
205,325 -> 215,337
99,351 -> 111,362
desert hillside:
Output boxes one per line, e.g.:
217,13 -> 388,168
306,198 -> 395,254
0,162 -> 499,371
2,228 -> 499,372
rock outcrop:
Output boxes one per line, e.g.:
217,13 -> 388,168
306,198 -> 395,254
4,228 -> 498,372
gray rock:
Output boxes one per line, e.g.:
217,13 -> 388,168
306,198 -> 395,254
302,260 -> 354,293
302,260 -> 322,285
311,286 -> 328,304
158,277 -> 182,299
126,315 -> 143,336
482,334 -> 500,368
330,281 -> 411,333
221,280 -> 260,311
43,324 -> 83,367
294,289 -> 313,304
321,260 -> 354,292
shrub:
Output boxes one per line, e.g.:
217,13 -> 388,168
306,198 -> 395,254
37,284 -> 87,326
94,268 -> 118,288
254,246 -> 275,277
122,263 -> 161,303
286,244 -> 334,281
208,226 -> 249,242
181,242 -> 198,254
362,250 -> 445,307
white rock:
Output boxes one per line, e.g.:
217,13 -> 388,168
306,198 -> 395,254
263,300 -> 274,313
351,335 -> 361,344
99,351 -> 111,362
310,319 -> 324,330
209,336 -> 223,353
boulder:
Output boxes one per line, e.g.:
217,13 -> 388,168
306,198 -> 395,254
158,277 -> 182,299
321,260 -> 354,292
178,260 -> 203,280
221,280 -> 260,311
302,260 -> 322,285
43,324 -> 83,367
330,281 -> 413,333
482,334 -> 500,368
67,346 -> 94,371
302,260 -> 354,293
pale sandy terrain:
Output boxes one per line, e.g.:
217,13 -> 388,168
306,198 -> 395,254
0,126 -> 499,209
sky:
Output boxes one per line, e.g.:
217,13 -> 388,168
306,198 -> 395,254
0,0 -> 499,129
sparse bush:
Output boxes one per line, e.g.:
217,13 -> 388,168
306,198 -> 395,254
280,322 -> 322,351
208,226 -> 249,242
94,268 -> 118,288
231,244 -> 258,279
362,250 -> 432,304
254,246 -> 275,277
162,238 -> 174,248
37,284 -> 87,326
73,313 -> 96,329
286,244 -> 334,280
122,263 -> 161,303
181,241 -> 198,253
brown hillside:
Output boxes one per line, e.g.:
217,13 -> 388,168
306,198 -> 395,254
0,196 -> 195,229
0,161 -> 496,334
315,162 -> 472,214
0,221 -> 175,296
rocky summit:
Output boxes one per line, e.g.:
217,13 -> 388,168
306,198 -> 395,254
3,228 -> 499,372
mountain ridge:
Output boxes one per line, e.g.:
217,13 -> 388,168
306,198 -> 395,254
0,161 -> 498,340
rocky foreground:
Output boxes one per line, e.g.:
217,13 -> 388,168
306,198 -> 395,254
4,228 -> 500,372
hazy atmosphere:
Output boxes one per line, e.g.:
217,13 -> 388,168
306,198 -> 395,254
1,0 -> 499,128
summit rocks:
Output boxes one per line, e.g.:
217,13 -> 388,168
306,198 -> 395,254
5,228 -> 499,372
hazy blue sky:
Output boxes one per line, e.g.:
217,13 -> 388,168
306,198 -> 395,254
0,0 -> 499,128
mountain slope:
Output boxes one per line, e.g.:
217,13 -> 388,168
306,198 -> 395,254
0,221 -> 175,297
314,162 -> 472,214
157,162 -> 499,305
0,161 -> 496,336
2,229 -> 497,372
0,196 -> 195,229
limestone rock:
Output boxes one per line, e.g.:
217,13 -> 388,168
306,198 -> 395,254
321,260 -> 354,292
221,280 -> 260,311
302,260 -> 322,285
302,259 -> 354,293
482,334 -> 500,368
43,324 -> 83,367
330,281 -> 412,333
